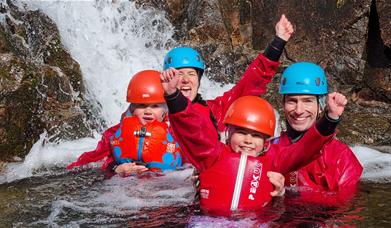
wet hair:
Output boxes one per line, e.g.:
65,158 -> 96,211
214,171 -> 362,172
318,94 -> 327,111
282,94 -> 325,112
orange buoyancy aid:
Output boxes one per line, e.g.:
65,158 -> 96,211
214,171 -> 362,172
111,116 -> 183,171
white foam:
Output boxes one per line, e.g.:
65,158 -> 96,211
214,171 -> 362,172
41,168 -> 194,224
0,132 -> 99,183
351,145 -> 391,182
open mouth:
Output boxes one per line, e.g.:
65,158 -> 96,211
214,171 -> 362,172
180,86 -> 192,98
290,116 -> 309,124
143,116 -> 155,122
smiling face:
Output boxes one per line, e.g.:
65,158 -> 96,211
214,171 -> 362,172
228,125 -> 266,157
283,94 -> 319,132
176,67 -> 200,101
132,103 -> 167,125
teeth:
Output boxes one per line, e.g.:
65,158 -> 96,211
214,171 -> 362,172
181,86 -> 191,90
240,146 -> 253,152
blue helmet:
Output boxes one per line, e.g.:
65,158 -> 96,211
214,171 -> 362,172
280,62 -> 328,95
163,47 -> 205,76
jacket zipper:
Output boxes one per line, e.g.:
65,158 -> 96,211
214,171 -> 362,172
230,153 -> 248,211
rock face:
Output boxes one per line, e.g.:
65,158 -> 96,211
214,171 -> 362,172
0,1 -> 99,161
138,0 -> 391,145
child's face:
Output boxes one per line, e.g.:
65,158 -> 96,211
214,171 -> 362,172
228,126 -> 266,157
283,94 -> 319,132
132,103 -> 167,125
176,67 -> 199,101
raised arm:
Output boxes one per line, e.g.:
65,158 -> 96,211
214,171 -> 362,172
208,15 -> 294,131
161,72 -> 223,172
66,124 -> 120,170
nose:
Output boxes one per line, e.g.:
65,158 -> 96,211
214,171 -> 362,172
180,75 -> 190,83
295,101 -> 305,114
144,107 -> 152,114
243,134 -> 253,144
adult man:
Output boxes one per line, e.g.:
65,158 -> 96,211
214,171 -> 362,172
275,62 -> 363,203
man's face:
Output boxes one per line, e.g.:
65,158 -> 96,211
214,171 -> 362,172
176,68 -> 199,101
283,94 -> 319,132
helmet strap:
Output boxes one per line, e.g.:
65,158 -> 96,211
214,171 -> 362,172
257,139 -> 271,156
225,125 -> 235,145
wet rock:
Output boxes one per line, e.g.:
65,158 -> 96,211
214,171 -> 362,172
377,0 -> 391,46
363,0 -> 391,103
0,1 -> 100,161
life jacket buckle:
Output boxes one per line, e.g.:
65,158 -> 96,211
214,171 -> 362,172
134,126 -> 151,137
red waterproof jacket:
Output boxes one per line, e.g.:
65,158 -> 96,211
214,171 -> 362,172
67,53 -> 278,170
66,124 -> 119,170
169,102 -> 334,217
205,53 -> 279,132
276,132 -> 363,205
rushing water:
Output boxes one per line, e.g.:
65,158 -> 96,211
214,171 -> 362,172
0,163 -> 390,227
0,0 -> 390,227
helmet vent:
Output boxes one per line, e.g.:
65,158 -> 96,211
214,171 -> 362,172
282,77 -> 287,85
315,77 -> 320,86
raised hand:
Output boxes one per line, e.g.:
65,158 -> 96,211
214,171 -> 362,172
327,92 -> 348,120
161,67 -> 180,95
275,14 -> 294,41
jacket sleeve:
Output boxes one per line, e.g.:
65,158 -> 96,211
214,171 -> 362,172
66,124 -> 120,170
207,53 -> 280,131
271,124 -> 334,174
166,91 -> 224,172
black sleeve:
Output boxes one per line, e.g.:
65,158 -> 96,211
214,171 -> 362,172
164,89 -> 189,114
316,111 -> 341,136
263,36 -> 287,61
107,161 -> 118,173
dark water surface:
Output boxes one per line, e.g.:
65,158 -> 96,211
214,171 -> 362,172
0,168 -> 390,227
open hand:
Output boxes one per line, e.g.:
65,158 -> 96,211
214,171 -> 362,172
115,162 -> 148,177
161,67 -> 180,95
275,14 -> 294,41
268,171 -> 286,197
327,92 -> 348,120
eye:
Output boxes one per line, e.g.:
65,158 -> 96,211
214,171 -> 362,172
236,130 -> 246,135
251,133 -> 263,138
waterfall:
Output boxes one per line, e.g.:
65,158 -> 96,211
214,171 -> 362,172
23,0 -> 175,126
